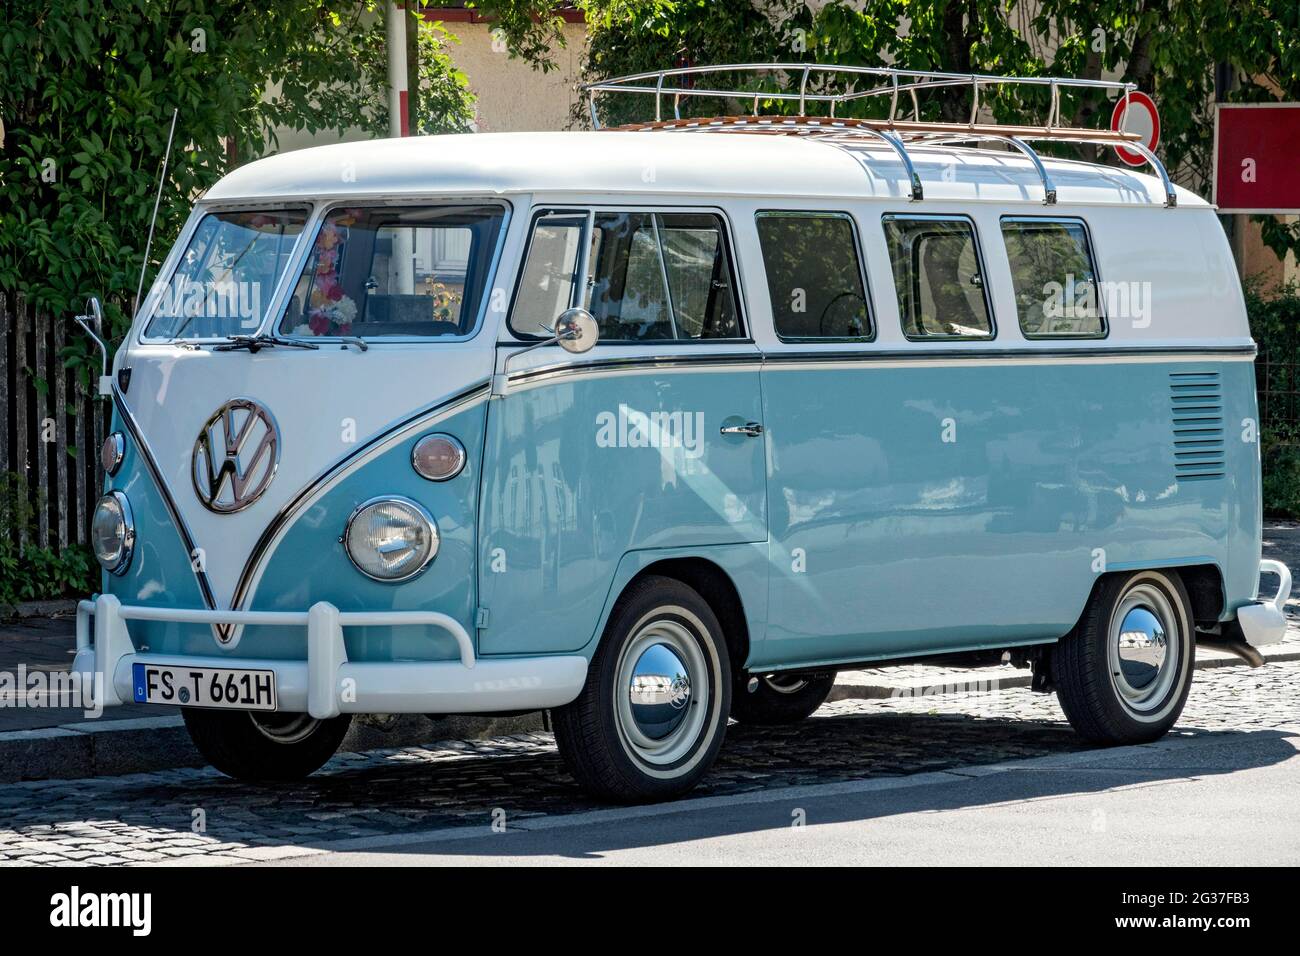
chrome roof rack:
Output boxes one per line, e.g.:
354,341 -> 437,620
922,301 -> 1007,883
583,64 -> 1176,207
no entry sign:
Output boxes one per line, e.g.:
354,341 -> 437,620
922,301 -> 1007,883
1214,103 -> 1300,214
1110,91 -> 1160,167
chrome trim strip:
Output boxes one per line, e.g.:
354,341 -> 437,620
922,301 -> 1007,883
761,345 -> 1258,363
505,344 -> 1258,385
507,351 -> 763,386
111,387 -> 218,611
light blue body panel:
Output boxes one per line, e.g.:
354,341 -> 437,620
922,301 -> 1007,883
107,400 -> 489,663
104,353 -> 1259,677
476,359 -> 767,656
103,424 -> 211,655
237,400 -> 489,662
756,357 -> 1260,670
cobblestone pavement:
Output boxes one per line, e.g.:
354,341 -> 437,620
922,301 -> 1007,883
1,659 -> 1297,866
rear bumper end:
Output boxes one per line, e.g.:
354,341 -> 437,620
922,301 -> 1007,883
1236,559 -> 1293,648
72,594 -> 587,719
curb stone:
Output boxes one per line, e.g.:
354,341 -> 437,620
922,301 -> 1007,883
0,711 -> 544,783
2,643 -> 1294,783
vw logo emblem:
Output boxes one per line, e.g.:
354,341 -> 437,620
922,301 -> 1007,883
668,675 -> 691,710
192,399 -> 279,514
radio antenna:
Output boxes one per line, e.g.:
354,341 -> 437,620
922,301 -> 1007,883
133,107 -> 179,319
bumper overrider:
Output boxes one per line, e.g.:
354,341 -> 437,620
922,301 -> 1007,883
1236,559 -> 1293,647
72,594 -> 587,718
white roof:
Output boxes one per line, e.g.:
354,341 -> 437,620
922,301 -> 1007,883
205,130 -> 1208,209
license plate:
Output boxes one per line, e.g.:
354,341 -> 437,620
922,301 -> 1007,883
132,663 -> 277,711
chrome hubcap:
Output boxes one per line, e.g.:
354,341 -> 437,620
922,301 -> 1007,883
615,617 -> 709,766
1108,583 -> 1180,713
628,643 -> 692,740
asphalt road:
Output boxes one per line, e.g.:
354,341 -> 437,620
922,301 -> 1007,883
271,728 -> 1300,867
3,657 -> 1297,866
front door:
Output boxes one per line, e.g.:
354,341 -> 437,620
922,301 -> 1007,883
477,206 -> 767,658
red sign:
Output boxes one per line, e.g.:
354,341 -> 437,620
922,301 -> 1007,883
1110,91 -> 1160,167
1214,103 -> 1300,214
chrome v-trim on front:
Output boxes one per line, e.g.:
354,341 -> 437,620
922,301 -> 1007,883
223,380 -> 493,626
111,387 -> 219,613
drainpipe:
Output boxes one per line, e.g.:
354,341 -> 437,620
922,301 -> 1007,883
386,1 -> 415,294
386,1 -> 409,139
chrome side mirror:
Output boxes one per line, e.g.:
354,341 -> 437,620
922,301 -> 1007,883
555,308 -> 598,355
494,308 -> 600,396
73,296 -> 112,396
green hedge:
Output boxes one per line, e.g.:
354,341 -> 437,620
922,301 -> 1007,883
1249,284 -> 1300,517
0,473 -> 96,613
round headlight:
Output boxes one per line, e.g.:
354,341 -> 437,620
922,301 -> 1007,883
91,491 -> 135,575
411,433 -> 466,482
343,496 -> 439,582
101,432 -> 125,476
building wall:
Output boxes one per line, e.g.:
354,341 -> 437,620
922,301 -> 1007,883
268,8 -> 588,155
440,17 -> 588,133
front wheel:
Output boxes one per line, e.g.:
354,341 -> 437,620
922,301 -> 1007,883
183,708 -> 352,781
553,575 -> 731,802
1053,569 -> 1194,744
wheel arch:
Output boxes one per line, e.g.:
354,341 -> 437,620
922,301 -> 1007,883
593,550 -> 759,675
1066,562 -> 1224,637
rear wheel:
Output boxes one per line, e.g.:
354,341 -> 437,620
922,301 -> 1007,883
183,708 -> 352,781
730,672 -> 835,725
553,575 -> 731,802
1053,569 -> 1194,744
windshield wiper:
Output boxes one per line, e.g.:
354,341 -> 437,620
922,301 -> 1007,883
212,334 -> 319,353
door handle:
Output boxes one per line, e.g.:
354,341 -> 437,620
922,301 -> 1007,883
720,421 -> 764,437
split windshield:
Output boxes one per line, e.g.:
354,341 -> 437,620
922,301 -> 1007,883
143,203 -> 506,343
143,209 -> 308,340
278,205 -> 505,339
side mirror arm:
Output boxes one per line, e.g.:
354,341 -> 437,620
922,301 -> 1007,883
73,296 -> 112,397
493,308 -> 599,397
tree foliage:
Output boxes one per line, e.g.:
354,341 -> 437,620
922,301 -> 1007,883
477,0 -> 1300,258
0,0 -> 475,380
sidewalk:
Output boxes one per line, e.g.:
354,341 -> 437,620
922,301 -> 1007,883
3,523 -> 1298,781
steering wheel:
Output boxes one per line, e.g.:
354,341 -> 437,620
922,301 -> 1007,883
818,290 -> 870,339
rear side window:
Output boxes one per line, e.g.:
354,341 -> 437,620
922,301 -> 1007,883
882,215 -> 993,339
1001,218 -> 1105,338
510,210 -> 743,341
756,212 -> 872,341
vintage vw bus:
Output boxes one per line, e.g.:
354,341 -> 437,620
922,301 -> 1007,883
74,66 -> 1290,800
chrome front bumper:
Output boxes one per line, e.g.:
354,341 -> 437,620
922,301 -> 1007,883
72,594 -> 587,718
1237,559 -> 1294,648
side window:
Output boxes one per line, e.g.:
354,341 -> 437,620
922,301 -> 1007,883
756,212 -> 872,341
654,214 -> 740,340
509,210 -> 743,341
882,215 -> 993,339
510,213 -> 587,338
1001,218 -> 1105,337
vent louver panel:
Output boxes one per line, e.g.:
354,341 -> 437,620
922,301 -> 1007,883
1170,371 -> 1225,481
